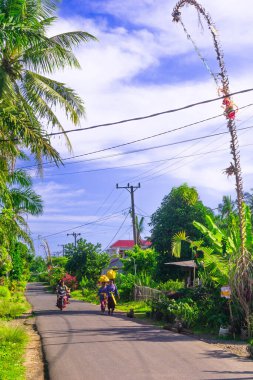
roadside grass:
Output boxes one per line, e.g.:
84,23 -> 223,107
0,323 -> 28,380
0,291 -> 30,319
71,289 -> 99,304
116,300 -> 151,318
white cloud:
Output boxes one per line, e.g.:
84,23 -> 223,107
29,1 -> 253,251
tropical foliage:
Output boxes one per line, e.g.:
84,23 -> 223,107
150,183 -> 212,281
65,239 -> 110,286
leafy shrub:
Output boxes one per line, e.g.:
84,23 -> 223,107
135,273 -> 158,288
48,266 -> 65,288
37,271 -> 49,282
0,286 -> 11,299
148,295 -> 175,322
157,279 -> 184,292
167,298 -> 199,328
116,273 -> 135,301
63,273 -> 78,290
9,281 -> 26,292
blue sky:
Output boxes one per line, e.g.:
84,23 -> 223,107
28,0 -> 253,256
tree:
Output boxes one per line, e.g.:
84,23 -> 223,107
218,196 -> 237,220
149,183 -> 212,281
29,255 -> 47,274
0,0 -> 96,168
135,215 -> 145,246
0,170 -> 43,274
122,246 -> 158,277
65,239 -> 110,287
172,206 -> 253,330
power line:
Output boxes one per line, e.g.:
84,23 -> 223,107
18,102 -> 253,172
41,151 -> 218,176
33,124 -> 253,172
45,87 -> 253,138
36,208 -> 130,240
103,213 -> 130,251
139,113 -> 253,184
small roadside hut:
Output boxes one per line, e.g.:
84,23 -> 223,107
165,260 -> 198,287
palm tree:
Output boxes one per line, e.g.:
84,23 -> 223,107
0,0 -> 96,167
0,169 -> 43,274
135,215 -> 145,246
218,196 -> 236,220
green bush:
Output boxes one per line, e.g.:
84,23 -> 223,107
116,273 -> 135,301
167,298 -> 199,328
9,280 -> 26,292
37,271 -> 49,282
0,286 -> 11,299
157,279 -> 184,292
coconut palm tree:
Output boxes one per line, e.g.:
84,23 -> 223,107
218,196 -> 237,220
0,168 -> 43,273
135,215 -> 145,246
0,0 -> 96,167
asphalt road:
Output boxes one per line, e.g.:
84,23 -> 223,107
26,283 -> 253,380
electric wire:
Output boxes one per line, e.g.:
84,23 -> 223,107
141,117 -> 253,184
44,87 -> 253,137
119,107 -> 253,184
37,208 -> 130,240
103,212 -> 130,251
18,102 -> 253,172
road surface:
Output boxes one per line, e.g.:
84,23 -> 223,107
26,283 -> 253,380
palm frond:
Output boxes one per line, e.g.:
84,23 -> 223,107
9,188 -> 43,215
51,31 -> 97,49
23,40 -> 81,74
24,71 -> 85,123
7,169 -> 32,188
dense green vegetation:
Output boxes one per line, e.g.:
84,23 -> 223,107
33,184 -> 253,339
0,0 -> 95,377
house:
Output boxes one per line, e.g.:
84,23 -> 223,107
106,239 -> 151,258
102,239 -> 152,275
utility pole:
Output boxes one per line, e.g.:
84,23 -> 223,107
67,232 -> 81,248
116,183 -> 140,245
58,244 -> 65,256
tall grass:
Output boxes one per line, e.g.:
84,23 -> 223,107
0,286 -> 11,299
0,298 -> 30,319
0,324 -> 28,380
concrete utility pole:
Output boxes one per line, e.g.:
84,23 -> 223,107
116,183 -> 141,245
67,232 -> 81,248
58,244 -> 65,256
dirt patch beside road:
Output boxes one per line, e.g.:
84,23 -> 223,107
24,317 -> 44,380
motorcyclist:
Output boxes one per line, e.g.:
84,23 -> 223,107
56,279 -> 67,306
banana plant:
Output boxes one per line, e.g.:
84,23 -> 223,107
171,205 -> 253,287
171,230 -> 229,287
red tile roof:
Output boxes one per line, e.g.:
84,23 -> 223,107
110,240 -> 151,248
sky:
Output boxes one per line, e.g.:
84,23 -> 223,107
27,0 -> 253,257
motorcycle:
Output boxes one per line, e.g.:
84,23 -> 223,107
56,291 -> 68,311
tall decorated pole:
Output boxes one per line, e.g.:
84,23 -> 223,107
172,0 -> 252,335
